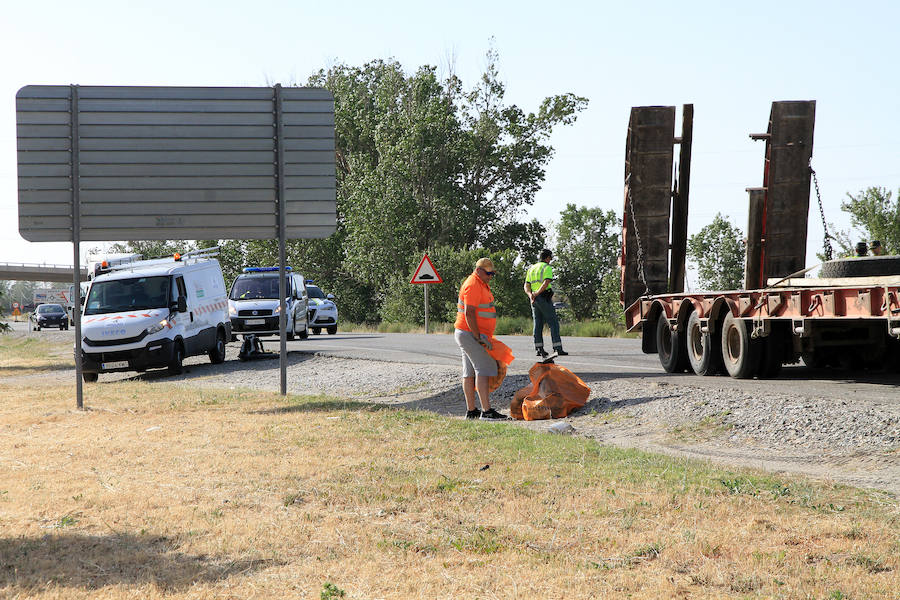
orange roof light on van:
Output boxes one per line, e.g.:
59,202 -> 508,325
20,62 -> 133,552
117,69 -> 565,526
173,253 -> 182,261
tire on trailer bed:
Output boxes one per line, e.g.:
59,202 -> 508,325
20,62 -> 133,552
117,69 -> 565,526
819,255 -> 900,278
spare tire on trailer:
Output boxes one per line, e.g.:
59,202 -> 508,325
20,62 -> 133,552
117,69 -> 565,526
819,256 -> 900,278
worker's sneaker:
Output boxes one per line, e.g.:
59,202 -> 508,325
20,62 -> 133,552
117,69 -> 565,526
556,349 -> 569,356
479,408 -> 510,421
536,349 -> 549,358
465,409 -> 481,420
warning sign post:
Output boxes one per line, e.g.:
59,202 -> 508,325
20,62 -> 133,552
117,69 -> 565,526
410,254 -> 442,333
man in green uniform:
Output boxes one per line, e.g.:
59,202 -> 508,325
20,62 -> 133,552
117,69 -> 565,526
524,249 -> 568,358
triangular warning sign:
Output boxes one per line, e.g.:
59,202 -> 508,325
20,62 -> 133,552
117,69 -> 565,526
410,253 -> 443,284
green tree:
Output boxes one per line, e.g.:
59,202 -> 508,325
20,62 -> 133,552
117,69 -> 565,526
307,51 -> 587,296
687,213 -> 745,291
484,219 -> 547,264
839,186 -> 900,254
553,204 -> 621,320
107,240 -> 195,260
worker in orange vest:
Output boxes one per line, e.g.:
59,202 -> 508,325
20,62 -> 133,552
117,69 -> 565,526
454,257 -> 510,421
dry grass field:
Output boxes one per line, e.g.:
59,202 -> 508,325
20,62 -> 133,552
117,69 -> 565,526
1,337 -> 898,599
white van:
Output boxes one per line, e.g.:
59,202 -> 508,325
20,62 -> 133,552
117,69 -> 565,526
79,249 -> 231,382
228,267 -> 309,340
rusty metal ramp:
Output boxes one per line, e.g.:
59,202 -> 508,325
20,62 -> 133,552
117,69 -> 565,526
747,101 -> 816,288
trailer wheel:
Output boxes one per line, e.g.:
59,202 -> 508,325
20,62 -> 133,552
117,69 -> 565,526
801,351 -> 825,368
721,312 -> 761,378
82,372 -> 98,383
757,328 -> 784,379
819,255 -> 900,278
656,316 -> 689,373
686,311 -> 722,376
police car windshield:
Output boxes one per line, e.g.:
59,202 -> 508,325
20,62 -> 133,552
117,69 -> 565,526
230,276 -> 284,300
306,285 -> 326,299
84,276 -> 172,315
37,304 -> 64,314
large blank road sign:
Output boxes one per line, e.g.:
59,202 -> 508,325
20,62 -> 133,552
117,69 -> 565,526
17,85 -> 335,242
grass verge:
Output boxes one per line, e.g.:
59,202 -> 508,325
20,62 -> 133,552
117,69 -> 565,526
0,379 -> 897,599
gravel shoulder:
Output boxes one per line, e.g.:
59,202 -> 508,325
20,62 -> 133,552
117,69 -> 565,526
9,329 -> 900,497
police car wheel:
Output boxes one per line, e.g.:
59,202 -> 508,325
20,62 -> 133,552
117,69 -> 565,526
298,317 -> 309,339
327,326 -> 337,335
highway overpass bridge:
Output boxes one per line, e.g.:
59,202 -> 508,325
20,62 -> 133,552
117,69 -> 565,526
0,263 -> 88,283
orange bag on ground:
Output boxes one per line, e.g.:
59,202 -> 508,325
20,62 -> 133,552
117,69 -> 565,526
510,363 -> 591,420
522,398 -> 551,421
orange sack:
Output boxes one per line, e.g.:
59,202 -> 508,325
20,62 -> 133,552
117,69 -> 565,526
485,338 -> 515,393
511,362 -> 591,421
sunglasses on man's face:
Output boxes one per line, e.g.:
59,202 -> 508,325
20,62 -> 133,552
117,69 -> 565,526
480,268 -> 496,276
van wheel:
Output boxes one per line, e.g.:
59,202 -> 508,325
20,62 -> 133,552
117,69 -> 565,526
327,326 -> 337,335
209,330 -> 226,364
168,343 -> 184,375
82,372 -> 98,383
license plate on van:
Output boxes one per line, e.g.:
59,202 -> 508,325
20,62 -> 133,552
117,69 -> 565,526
245,319 -> 265,325
101,361 -> 128,370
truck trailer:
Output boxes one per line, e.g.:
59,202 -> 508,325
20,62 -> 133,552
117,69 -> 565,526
621,101 -> 900,379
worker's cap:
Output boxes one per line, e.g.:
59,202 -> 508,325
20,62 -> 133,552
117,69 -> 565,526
475,257 -> 496,272
856,241 -> 868,253
870,240 -> 882,248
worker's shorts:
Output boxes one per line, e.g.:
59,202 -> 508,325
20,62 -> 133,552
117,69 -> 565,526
454,329 -> 498,378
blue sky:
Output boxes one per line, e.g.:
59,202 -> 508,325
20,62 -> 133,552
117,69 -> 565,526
2,0 -> 898,277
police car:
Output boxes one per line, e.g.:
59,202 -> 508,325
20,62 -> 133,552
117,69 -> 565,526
306,282 -> 338,335
228,267 -> 309,340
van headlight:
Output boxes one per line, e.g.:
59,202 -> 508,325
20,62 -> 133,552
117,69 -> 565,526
273,305 -> 281,315
229,304 -> 237,316
145,319 -> 169,335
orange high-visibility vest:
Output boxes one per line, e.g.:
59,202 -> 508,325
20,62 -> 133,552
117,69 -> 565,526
455,272 -> 497,336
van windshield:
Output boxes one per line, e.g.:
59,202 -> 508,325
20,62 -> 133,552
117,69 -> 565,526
230,276 -> 284,300
84,276 -> 171,315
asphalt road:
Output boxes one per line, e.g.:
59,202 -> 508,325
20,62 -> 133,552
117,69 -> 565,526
9,319 -> 900,402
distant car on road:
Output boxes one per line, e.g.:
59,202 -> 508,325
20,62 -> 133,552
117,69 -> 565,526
31,303 -> 68,331
306,283 -> 338,335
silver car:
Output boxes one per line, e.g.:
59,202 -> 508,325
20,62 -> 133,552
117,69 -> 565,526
306,283 -> 338,335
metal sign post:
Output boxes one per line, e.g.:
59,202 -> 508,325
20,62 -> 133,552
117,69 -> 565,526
410,254 -> 442,334
70,85 -> 83,409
